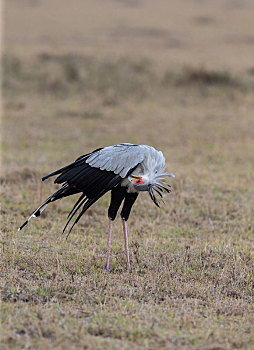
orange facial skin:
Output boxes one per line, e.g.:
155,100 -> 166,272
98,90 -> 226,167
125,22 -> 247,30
133,178 -> 144,185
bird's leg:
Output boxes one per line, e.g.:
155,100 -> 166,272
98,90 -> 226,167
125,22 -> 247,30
120,192 -> 138,271
106,219 -> 113,271
122,219 -> 131,271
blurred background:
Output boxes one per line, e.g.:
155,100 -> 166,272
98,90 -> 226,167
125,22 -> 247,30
4,0 -> 254,167
5,0 -> 254,70
2,1 -> 254,349
3,0 -> 254,211
4,0 -> 254,166
3,0 -> 254,258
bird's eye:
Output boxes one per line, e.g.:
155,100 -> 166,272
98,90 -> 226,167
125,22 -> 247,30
134,179 -> 144,185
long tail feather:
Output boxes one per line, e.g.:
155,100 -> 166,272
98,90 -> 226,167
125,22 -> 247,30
63,197 -> 89,234
67,193 -> 86,218
65,196 -> 102,240
65,175 -> 121,239
18,184 -> 69,231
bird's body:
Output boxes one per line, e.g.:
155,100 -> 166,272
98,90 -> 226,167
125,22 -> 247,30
19,143 -> 174,270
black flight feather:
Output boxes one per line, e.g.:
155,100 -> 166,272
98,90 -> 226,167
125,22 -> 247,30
67,193 -> 86,218
18,183 -> 70,231
20,150 -> 123,236
65,174 -> 121,239
55,164 -> 90,184
63,196 -> 89,234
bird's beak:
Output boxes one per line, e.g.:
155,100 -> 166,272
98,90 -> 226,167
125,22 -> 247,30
130,175 -> 142,179
128,175 -> 142,182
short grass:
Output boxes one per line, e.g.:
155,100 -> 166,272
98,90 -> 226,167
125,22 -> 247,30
2,1 -> 254,349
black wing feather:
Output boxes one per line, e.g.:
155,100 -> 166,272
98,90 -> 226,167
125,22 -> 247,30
20,150 -> 123,235
63,196 -> 89,234
65,174 -> 121,239
55,164 -> 90,184
67,193 -> 86,218
41,157 -> 87,181
42,147 -> 105,182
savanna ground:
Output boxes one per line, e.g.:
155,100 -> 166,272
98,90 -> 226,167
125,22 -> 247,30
1,0 -> 254,349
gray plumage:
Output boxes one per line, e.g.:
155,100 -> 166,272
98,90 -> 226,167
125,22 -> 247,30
86,143 -> 165,178
18,143 -> 175,270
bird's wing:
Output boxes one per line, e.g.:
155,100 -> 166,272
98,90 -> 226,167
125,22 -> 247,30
36,144 -> 148,235
41,144 -> 146,200
85,143 -> 148,178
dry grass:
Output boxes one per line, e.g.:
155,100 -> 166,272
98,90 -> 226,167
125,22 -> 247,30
2,1 -> 254,349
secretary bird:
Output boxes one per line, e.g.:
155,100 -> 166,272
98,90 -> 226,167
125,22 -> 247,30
19,143 -> 175,270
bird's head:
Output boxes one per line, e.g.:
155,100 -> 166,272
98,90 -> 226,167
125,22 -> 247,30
128,172 -> 175,207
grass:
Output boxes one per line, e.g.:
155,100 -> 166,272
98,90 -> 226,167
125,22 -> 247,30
2,1 -> 254,348
1,52 -> 254,350
3,53 -> 155,102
